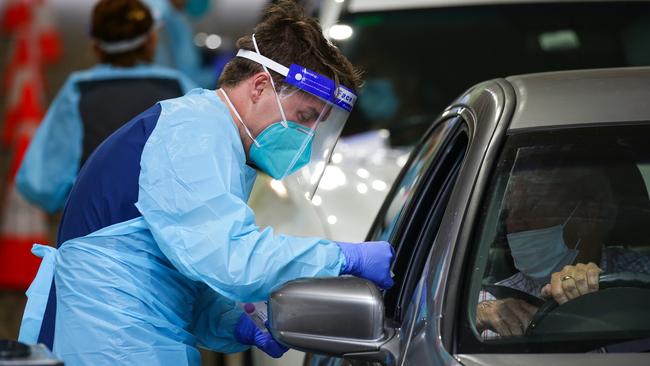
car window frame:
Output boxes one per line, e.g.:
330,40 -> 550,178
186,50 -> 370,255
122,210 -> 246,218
412,79 -> 515,358
394,124 -> 470,322
366,116 -> 463,319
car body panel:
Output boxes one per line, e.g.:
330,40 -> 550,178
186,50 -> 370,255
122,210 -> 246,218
508,67 -> 650,131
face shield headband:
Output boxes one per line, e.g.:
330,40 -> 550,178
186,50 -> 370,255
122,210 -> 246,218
94,22 -> 160,54
236,34 -> 357,115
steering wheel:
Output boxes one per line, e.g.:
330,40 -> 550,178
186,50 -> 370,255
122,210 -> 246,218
525,272 -> 650,336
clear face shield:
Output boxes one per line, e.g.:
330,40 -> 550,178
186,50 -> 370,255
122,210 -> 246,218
278,88 -> 353,198
235,35 -> 357,198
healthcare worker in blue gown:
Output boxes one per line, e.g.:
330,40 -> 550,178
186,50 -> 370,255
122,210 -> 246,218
18,1 -> 394,365
142,0 -> 218,88
16,0 -> 196,214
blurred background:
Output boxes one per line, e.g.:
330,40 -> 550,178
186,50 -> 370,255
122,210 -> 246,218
1,0 -> 650,365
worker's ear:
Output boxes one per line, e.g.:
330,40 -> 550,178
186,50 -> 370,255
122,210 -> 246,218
249,72 -> 271,103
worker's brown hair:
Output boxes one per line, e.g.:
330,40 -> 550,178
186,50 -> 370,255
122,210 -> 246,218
219,0 -> 362,93
91,0 -> 155,67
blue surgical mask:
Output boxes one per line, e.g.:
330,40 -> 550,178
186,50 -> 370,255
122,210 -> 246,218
249,121 -> 313,179
506,204 -> 581,284
219,89 -> 314,180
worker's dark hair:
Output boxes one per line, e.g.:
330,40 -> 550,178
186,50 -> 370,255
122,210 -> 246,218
219,0 -> 362,93
91,0 -> 155,67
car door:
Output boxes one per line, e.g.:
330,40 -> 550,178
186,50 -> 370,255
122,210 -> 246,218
380,79 -> 514,365
305,108 -> 473,366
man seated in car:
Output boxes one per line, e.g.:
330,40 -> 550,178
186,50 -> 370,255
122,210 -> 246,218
476,159 -> 650,338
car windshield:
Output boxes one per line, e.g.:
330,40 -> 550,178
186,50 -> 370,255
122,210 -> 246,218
464,124 -> 650,352
337,2 -> 650,146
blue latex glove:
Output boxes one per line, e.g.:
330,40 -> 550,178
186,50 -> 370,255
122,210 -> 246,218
336,241 -> 395,289
234,314 -> 288,358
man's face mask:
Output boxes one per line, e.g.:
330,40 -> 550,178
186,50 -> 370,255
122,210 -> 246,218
507,204 -> 582,285
247,90 -> 317,179
220,88 -> 315,180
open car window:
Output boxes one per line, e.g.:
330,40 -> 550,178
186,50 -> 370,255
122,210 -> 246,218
461,124 -> 650,353
368,118 -> 458,243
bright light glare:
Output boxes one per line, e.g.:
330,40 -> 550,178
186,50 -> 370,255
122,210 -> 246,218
205,34 -> 222,49
327,215 -> 338,225
312,195 -> 322,206
269,179 -> 287,198
331,153 -> 343,164
310,162 -> 327,185
372,180 -> 387,191
356,183 -> 368,194
396,154 -> 409,168
334,0 -> 345,3
194,32 -> 208,47
328,24 -> 353,41
319,166 -> 347,190
356,168 -> 370,179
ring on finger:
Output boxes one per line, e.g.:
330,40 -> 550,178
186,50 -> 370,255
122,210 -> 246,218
561,275 -> 574,281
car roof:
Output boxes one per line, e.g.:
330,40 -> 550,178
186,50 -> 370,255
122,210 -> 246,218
505,67 -> 650,131
348,0 -> 648,13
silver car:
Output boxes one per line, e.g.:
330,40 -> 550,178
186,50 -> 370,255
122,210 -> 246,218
269,67 -> 650,365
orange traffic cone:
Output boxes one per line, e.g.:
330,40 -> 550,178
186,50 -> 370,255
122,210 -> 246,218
0,19 -> 51,289
33,4 -> 62,64
0,98 -> 49,290
1,0 -> 33,33
3,65 -> 45,147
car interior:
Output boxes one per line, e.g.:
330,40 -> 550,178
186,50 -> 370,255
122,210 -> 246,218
468,125 -> 650,349
483,150 -> 650,286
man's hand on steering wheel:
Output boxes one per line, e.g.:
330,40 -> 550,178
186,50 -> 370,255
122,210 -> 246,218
476,298 -> 538,336
541,262 -> 603,304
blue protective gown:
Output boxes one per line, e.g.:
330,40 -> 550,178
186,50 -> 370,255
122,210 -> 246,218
18,89 -> 345,365
16,63 -> 196,213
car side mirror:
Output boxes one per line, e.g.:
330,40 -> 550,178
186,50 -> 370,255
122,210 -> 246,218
268,277 -> 398,363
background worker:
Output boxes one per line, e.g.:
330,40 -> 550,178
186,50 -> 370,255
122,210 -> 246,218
17,0 -> 196,213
